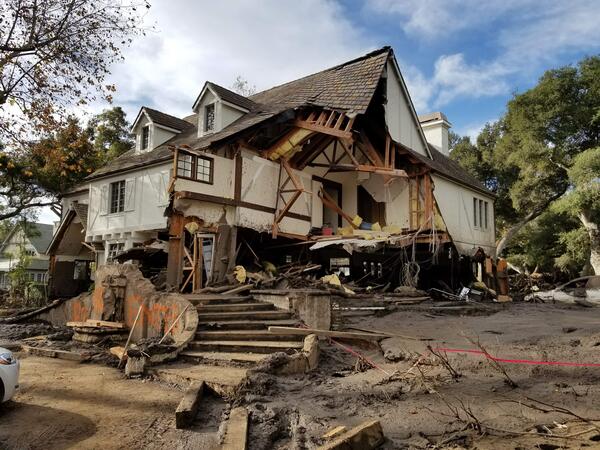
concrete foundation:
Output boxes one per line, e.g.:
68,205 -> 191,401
36,264 -> 198,351
251,289 -> 332,330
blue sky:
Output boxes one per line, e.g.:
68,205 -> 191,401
37,0 -> 600,224
97,0 -> 600,141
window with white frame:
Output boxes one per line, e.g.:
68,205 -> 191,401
204,103 -> 215,132
196,156 -> 212,183
177,153 -> 194,178
107,242 -> 125,262
110,180 -> 126,213
473,197 -> 489,230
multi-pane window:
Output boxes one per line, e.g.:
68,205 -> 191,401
196,156 -> 212,183
176,152 -> 213,184
108,242 -> 125,262
141,126 -> 150,150
204,103 -> 215,132
473,197 -> 489,230
177,153 -> 193,178
110,180 -> 126,213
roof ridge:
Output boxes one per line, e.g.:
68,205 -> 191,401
249,46 -> 391,101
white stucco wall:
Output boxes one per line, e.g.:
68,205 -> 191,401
432,175 -> 496,256
86,163 -> 171,244
133,114 -> 177,152
220,103 -> 245,129
174,152 -> 235,199
384,61 -> 428,156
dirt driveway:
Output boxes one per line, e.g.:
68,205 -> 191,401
0,355 -> 223,450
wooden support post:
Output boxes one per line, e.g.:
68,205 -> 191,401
166,213 -> 185,290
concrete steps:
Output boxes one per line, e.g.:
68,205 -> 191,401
197,319 -> 299,330
196,302 -> 275,313
196,310 -> 292,322
179,350 -> 267,365
195,329 -> 304,341
188,339 -> 304,354
183,294 -> 253,305
184,292 -> 303,368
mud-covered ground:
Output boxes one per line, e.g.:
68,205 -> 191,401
2,302 -> 600,449
239,302 -> 600,449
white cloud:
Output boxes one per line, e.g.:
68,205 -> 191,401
366,0 -> 600,111
365,0 -> 536,40
100,0 -> 373,121
433,54 -> 510,106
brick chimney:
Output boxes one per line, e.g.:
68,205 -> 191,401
418,112 -> 451,156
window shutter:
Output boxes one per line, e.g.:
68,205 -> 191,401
124,178 -> 136,211
99,184 -> 108,216
158,171 -> 170,206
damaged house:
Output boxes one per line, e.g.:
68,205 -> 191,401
48,46 -> 496,296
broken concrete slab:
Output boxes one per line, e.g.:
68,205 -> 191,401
22,345 -> 92,362
318,420 -> 384,450
175,380 -> 205,429
149,363 -> 248,398
220,406 -> 249,450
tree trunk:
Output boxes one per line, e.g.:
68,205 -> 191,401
495,192 -> 565,257
580,210 -> 600,275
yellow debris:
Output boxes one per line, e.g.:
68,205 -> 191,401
371,222 -> 381,231
352,215 -> 363,227
320,274 -> 355,295
184,222 -> 199,234
233,265 -> 247,283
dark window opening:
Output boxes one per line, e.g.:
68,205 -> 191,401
141,126 -> 150,150
204,103 -> 215,132
110,180 -> 125,214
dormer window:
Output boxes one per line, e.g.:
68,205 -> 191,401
204,103 -> 215,132
141,125 -> 150,150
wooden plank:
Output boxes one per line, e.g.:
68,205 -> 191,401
294,119 -> 353,139
221,284 -> 253,296
175,380 -> 204,429
322,426 -> 347,440
85,319 -> 126,328
110,346 -> 126,360
221,406 -> 249,450
268,326 -> 389,340
318,420 -> 384,450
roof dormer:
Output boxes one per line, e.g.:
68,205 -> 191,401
131,107 -> 193,153
192,82 -> 256,138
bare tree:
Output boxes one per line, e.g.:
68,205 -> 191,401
0,0 -> 151,143
230,75 -> 256,97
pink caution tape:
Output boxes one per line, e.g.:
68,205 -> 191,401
434,347 -> 600,367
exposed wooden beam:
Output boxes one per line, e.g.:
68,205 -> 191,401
293,119 -> 353,139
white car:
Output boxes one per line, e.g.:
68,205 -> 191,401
0,347 -> 20,403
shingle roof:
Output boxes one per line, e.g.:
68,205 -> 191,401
405,144 -> 492,196
87,47 -> 393,179
72,203 -> 88,230
249,47 -> 391,114
206,82 -> 258,111
143,107 -> 194,131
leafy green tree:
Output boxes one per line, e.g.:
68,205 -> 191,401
87,107 -> 134,164
493,56 -> 600,257
555,147 -> 600,273
0,108 -> 133,221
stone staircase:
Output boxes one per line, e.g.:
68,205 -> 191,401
179,293 -> 303,365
